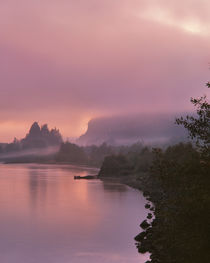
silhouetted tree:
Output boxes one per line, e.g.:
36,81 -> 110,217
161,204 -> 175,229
135,82 -> 210,263
176,82 -> 210,158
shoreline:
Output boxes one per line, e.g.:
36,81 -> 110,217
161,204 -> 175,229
2,160 -> 100,169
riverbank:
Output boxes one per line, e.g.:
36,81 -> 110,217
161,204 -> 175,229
99,174 -> 143,190
97,142 -> 210,263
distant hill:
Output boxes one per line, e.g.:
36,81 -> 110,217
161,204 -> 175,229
77,114 -> 188,146
21,122 -> 62,149
0,122 -> 63,154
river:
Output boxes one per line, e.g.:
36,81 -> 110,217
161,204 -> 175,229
0,164 -> 148,263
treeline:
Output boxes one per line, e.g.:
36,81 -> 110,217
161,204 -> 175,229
1,132 -> 150,166
98,146 -> 153,177
55,141 -> 147,167
134,85 -> 210,263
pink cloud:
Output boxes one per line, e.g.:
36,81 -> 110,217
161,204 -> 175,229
0,0 -> 209,141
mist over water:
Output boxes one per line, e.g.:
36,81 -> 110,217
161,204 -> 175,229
0,164 -> 148,263
0,146 -> 59,160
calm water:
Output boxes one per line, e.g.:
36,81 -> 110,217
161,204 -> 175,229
0,164 -> 148,263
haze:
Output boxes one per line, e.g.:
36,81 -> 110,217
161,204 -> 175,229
1,0 -> 210,142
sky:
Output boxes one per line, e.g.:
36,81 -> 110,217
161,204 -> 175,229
0,0 -> 210,142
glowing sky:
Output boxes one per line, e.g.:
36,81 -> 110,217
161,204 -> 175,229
0,0 -> 210,142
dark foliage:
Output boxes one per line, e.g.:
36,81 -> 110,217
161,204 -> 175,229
136,83 -> 210,263
97,145 -> 154,177
84,143 -> 114,166
55,141 -> 147,167
55,142 -> 88,164
176,83 -> 210,159
98,154 -> 133,177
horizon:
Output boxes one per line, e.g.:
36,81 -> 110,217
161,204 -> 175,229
1,110 -> 188,144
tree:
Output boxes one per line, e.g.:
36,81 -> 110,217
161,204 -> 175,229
135,81 -> 210,263
176,82 -> 210,159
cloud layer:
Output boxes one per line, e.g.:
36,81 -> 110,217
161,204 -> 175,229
0,0 -> 210,141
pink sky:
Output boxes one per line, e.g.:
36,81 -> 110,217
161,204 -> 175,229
0,0 -> 210,142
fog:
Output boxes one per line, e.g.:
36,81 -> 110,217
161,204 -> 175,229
0,146 -> 59,162
78,113 -> 188,146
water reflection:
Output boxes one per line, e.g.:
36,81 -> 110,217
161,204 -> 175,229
0,164 -> 148,263
28,169 -> 47,209
101,181 -> 127,192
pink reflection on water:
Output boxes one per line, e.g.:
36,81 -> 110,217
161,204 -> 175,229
0,164 -> 149,263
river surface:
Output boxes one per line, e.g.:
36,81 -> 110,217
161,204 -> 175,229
0,164 -> 148,263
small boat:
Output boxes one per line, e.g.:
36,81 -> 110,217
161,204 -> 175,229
74,175 -> 98,180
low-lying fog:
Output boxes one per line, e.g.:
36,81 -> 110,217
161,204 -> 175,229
78,113 -> 188,146
0,146 -> 59,161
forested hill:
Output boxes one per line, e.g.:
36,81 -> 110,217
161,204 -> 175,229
0,122 -> 62,154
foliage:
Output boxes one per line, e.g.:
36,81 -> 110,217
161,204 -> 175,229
55,142 -> 88,164
176,82 -> 210,159
98,146 -> 154,177
56,141 -> 146,167
98,154 -> 133,177
135,83 -> 210,263
84,143 -> 114,166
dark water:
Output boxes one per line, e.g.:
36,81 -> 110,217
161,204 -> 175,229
0,164 -> 148,263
